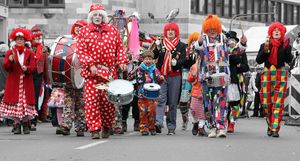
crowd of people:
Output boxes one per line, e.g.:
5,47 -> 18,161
0,3 -> 294,139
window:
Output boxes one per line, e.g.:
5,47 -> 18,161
7,0 -> 65,8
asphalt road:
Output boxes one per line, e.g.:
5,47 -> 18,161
1,113 -> 300,161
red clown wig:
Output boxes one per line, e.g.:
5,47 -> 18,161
163,22 -> 180,38
202,14 -> 222,34
268,22 -> 286,41
31,25 -> 43,38
9,28 -> 32,41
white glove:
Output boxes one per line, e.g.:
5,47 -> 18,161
46,84 -> 52,89
171,58 -> 177,66
155,39 -> 161,46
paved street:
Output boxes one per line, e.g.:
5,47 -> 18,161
1,113 -> 300,161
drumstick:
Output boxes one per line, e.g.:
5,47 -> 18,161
239,20 -> 244,36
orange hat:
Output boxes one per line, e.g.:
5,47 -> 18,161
202,14 -> 222,34
9,28 -> 32,41
187,32 -> 200,47
87,4 -> 108,23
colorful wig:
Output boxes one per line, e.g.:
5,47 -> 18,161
187,32 -> 200,47
163,22 -> 180,38
9,28 -> 32,41
202,14 -> 222,34
268,22 -> 286,41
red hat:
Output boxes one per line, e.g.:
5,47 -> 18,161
31,25 -> 43,38
71,20 -> 88,35
163,22 -> 180,38
87,4 -> 108,23
9,28 -> 32,41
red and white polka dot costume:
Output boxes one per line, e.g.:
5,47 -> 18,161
77,20 -> 128,132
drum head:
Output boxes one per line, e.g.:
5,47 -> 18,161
72,53 -> 84,89
108,79 -> 134,95
143,83 -> 161,91
38,84 -> 44,111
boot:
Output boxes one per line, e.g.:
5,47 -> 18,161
267,128 -> 273,136
56,127 -> 64,135
91,131 -> 100,139
272,131 -> 279,137
14,123 -> 21,135
76,131 -> 85,137
22,122 -> 31,134
102,127 -> 110,138
192,122 -> 199,136
61,127 -> 70,136
227,122 -> 235,133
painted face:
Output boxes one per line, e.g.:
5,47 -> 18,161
167,29 -> 176,40
15,37 -> 25,46
74,25 -> 81,35
143,56 -> 153,66
272,28 -> 281,40
33,36 -> 41,44
227,38 -> 237,48
92,13 -> 103,25
207,28 -> 218,38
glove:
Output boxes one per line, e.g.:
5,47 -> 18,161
171,58 -> 177,66
46,84 -> 52,89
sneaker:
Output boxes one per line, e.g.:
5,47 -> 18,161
227,123 -> 235,133
192,122 -> 199,136
150,130 -> 156,135
61,127 -> 70,136
272,131 -> 279,138
76,131 -> 85,137
155,125 -> 162,133
198,127 -> 208,136
141,131 -> 149,136
217,129 -> 227,138
56,127 -> 64,135
167,129 -> 175,135
208,128 -> 217,138
91,131 -> 100,139
30,124 -> 37,131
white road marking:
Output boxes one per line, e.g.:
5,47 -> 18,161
75,141 -> 107,150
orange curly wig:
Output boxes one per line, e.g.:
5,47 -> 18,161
202,14 -> 222,34
187,32 -> 200,47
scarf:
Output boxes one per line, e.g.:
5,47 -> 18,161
15,45 -> 25,53
32,43 -> 43,62
161,37 -> 179,76
140,62 -> 156,81
268,38 -> 282,66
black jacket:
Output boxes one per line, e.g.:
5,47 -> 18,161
153,41 -> 187,72
229,48 -> 249,84
256,43 -> 293,68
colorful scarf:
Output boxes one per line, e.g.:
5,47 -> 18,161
140,62 -> 156,81
161,37 -> 179,75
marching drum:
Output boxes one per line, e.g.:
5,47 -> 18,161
206,73 -> 230,87
143,83 -> 161,99
49,35 -> 84,89
95,79 -> 134,106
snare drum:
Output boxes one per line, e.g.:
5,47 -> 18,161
207,73 -> 230,87
143,83 -> 161,99
106,79 -> 134,105
49,35 -> 84,89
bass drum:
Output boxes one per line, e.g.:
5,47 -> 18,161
49,35 -> 84,89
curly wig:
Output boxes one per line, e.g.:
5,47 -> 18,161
202,14 -> 222,34
268,22 -> 286,41
187,32 -> 200,47
163,22 -> 180,38
71,19 -> 87,35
